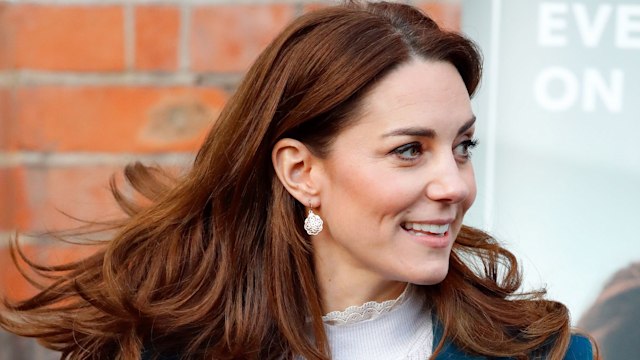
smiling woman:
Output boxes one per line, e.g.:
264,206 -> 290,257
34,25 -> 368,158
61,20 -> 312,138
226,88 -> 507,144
1,1 -> 597,360
272,60 -> 479,314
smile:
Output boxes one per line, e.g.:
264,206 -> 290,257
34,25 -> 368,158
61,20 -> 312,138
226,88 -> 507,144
401,222 -> 450,237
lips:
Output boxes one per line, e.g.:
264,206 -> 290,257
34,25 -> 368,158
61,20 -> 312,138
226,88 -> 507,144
401,222 -> 450,236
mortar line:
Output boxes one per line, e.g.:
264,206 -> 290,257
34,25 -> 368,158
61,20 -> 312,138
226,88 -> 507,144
179,3 -> 192,73
0,232 -> 13,247
0,232 -> 41,247
124,3 -> 136,71
0,71 -> 199,86
0,151 -> 195,168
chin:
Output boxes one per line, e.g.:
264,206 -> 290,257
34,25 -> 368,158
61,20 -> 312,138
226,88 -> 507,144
404,263 -> 450,286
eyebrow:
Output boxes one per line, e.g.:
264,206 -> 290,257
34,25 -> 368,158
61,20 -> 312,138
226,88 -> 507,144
381,116 -> 476,138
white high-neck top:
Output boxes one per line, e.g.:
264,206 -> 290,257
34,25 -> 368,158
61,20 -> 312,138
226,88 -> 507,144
320,285 -> 434,360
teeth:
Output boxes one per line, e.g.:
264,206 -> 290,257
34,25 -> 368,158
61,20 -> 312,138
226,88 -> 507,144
404,222 -> 449,235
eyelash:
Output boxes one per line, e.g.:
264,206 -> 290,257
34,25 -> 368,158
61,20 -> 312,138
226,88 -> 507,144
455,139 -> 479,159
392,142 -> 423,161
391,139 -> 479,162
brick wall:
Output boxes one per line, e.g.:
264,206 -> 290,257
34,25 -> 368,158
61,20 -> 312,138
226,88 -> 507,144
0,0 -> 460,358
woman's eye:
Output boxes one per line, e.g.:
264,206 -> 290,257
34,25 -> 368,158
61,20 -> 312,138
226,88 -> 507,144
392,142 -> 423,161
454,138 -> 479,159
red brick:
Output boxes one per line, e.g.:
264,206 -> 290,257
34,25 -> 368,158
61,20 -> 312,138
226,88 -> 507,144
0,4 -> 125,71
0,167 -> 30,231
0,242 -> 99,300
12,86 -> 227,152
2,162 -> 184,234
135,6 -> 180,71
416,2 -> 461,31
0,243 -> 41,301
190,4 -> 295,72
23,165 -> 127,232
1,165 -> 126,233
0,3 -> 12,69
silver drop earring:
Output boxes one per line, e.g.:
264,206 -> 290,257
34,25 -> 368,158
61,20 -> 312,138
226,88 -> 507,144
304,209 -> 323,236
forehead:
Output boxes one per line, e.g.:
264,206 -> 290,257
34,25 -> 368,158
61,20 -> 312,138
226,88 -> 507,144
353,59 -> 473,130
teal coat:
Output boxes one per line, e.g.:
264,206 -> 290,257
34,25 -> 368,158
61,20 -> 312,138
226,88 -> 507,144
142,325 -> 593,359
431,321 -> 593,359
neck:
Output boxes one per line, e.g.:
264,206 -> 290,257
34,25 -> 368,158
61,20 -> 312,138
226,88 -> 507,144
313,239 -> 407,313
322,279 -> 407,314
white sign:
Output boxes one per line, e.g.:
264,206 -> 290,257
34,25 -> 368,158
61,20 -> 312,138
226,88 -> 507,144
462,0 -> 640,323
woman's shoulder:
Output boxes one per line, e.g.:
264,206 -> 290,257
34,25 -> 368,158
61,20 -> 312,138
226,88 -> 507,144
564,333 -> 594,359
433,333 -> 594,359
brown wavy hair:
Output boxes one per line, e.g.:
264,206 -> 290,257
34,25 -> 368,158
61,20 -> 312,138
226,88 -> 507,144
1,2 -> 595,359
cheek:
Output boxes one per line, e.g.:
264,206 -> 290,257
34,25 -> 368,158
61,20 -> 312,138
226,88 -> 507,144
325,161 -> 417,220
463,166 -> 477,212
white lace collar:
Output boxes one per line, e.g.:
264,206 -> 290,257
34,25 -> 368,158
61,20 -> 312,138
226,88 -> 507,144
316,284 -> 434,360
321,284 -> 412,325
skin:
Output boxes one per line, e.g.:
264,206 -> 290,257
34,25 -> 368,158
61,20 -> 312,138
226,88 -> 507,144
273,58 -> 477,314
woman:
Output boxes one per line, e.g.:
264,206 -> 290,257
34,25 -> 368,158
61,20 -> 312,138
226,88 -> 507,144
1,1 -> 597,359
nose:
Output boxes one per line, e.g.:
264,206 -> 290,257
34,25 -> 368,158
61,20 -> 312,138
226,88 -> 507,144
425,155 -> 471,204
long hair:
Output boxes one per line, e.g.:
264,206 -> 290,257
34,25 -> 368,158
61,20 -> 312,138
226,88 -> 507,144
1,2 -> 591,359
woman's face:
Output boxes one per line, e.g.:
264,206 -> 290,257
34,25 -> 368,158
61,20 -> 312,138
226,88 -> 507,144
313,59 -> 477,290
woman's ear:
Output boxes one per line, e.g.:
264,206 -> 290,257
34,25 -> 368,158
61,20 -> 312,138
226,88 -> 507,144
272,138 -> 322,205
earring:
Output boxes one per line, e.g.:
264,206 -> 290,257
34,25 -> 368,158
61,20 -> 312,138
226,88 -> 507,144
304,209 -> 323,236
